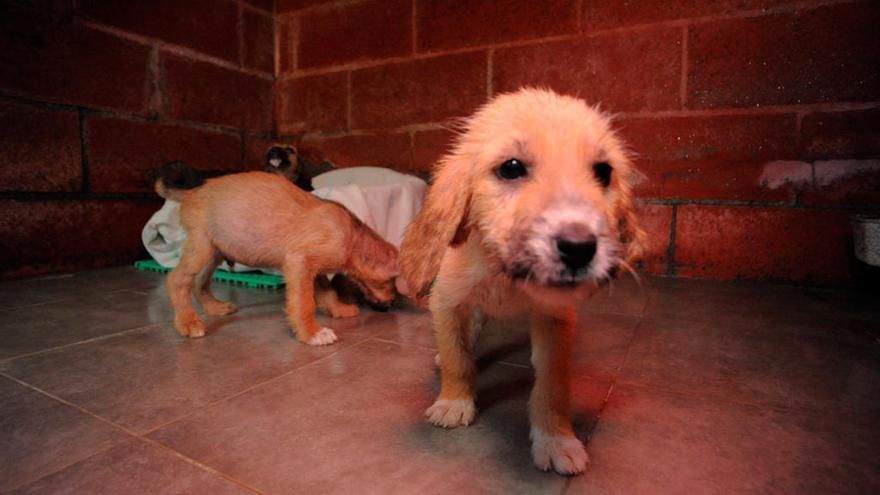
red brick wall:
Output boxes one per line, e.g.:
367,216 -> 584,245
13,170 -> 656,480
0,0 -> 275,279
276,0 -> 880,287
3,0 -> 877,286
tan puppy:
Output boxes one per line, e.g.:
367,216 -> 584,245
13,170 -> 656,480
400,88 -> 644,475
155,165 -> 399,345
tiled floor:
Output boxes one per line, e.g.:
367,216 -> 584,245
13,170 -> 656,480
1,267 -> 878,494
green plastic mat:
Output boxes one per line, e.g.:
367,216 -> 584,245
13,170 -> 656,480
134,259 -> 285,289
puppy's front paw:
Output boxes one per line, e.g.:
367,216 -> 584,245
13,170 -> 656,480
305,327 -> 338,346
330,304 -> 359,319
425,398 -> 476,428
175,317 -> 207,338
530,429 -> 589,475
201,300 -> 237,316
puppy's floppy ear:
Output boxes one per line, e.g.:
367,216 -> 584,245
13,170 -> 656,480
400,152 -> 471,300
615,162 -> 646,268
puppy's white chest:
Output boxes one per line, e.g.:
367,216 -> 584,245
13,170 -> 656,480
470,277 -> 524,319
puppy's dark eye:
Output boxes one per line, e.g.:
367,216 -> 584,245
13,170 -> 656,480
593,162 -> 612,188
496,159 -> 528,180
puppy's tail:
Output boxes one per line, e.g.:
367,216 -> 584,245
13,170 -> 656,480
151,161 -> 204,201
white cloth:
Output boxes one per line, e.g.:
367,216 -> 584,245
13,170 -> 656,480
311,167 -> 427,247
141,167 -> 426,273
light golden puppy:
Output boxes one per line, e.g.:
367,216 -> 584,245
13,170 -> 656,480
155,164 -> 399,345
400,88 -> 643,475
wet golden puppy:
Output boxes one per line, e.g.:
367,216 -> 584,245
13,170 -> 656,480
155,164 -> 399,345
400,88 -> 644,475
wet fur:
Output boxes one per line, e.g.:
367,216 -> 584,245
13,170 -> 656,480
399,88 -> 644,475
156,169 -> 399,345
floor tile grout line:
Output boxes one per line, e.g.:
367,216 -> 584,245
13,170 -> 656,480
0,299 -> 290,364
606,318 -> 647,386
137,436 -> 266,495
0,298 -> 69,313
0,371 -> 141,437
371,336 -> 436,352
616,379 -> 838,418
0,371 -> 265,494
137,336 -> 380,437
0,322 -> 168,364
0,372 -> 140,492
1,437 -> 129,493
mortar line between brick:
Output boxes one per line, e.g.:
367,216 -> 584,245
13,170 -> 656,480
346,71 -> 353,131
576,0 -> 583,33
230,0 -> 273,17
273,17 -> 281,78
148,46 -> 162,115
486,48 -> 494,100
667,204 -> 678,276
411,0 -> 418,53
237,2 -> 245,69
80,20 -> 273,81
794,111 -> 805,155
239,131 -> 248,169
281,0 -> 856,79
679,25 -> 688,108
278,0 -> 368,16
291,16 -> 299,72
0,92 -> 269,137
78,110 -> 90,193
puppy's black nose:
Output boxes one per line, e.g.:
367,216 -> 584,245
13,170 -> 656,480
556,237 -> 597,272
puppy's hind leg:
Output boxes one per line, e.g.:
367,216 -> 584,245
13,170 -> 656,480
195,252 -> 237,316
167,232 -> 215,338
528,311 -> 589,475
314,275 -> 359,318
426,299 -> 477,428
283,257 -> 338,346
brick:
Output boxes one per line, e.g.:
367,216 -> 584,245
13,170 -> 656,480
79,0 -> 239,63
582,0 -> 792,29
0,100 -> 81,192
412,128 -> 456,173
675,205 -> 852,285
636,203 -> 673,274
299,133 -> 413,172
244,136 -> 279,171
298,0 -> 412,69
802,160 -> 880,206
619,113 -> 801,201
88,117 -> 242,193
0,199 -> 160,279
243,10 -> 274,73
277,72 -> 348,135
241,0 -> 274,12
162,55 -> 273,132
0,16 -> 150,113
494,27 -> 681,112
278,16 -> 297,74
800,109 -> 880,161
416,0 -> 578,52
351,52 -> 487,129
688,3 -> 880,108
277,0 -> 332,13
